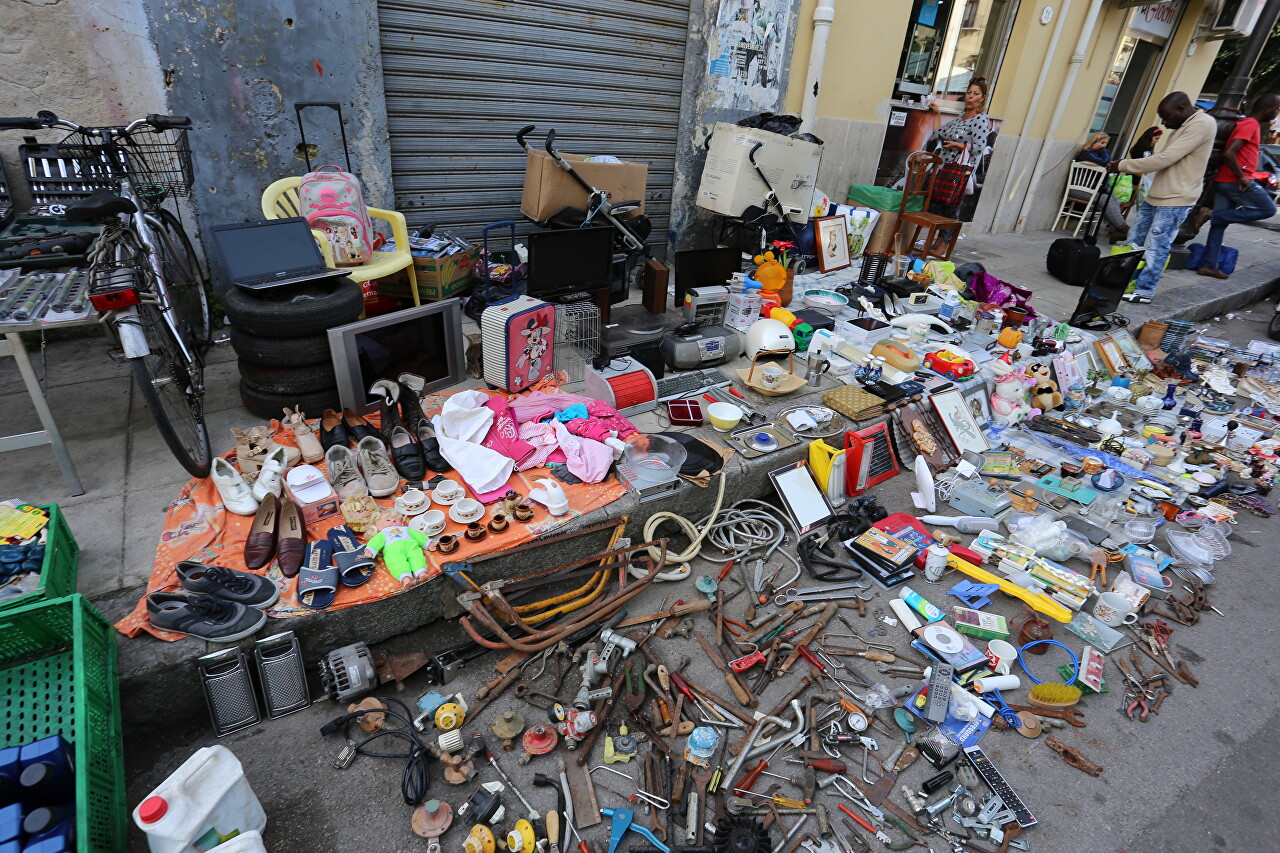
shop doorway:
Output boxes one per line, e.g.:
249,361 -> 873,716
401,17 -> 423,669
375,0 -> 693,255
1091,36 -> 1163,145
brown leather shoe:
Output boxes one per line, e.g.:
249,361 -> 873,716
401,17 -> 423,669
244,494 -> 278,570
276,498 -> 306,577
1197,267 -> 1229,280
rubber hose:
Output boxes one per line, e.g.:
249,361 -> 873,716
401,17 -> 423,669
636,472 -> 728,580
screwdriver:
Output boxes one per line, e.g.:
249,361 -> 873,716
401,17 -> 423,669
738,790 -> 807,809
670,671 -> 720,721
732,759 -> 767,795
783,757 -> 848,774
797,644 -> 826,672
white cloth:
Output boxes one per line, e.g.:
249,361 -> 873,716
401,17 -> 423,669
432,390 -> 514,494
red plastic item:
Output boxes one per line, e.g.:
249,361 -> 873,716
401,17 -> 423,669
796,643 -> 825,672
89,288 -> 140,311
839,803 -> 877,834
729,650 -> 766,672
138,796 -> 168,823
733,759 -> 767,796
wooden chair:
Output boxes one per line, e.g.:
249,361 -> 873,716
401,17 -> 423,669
893,152 -> 963,261
1053,162 -> 1108,237
261,177 -> 420,306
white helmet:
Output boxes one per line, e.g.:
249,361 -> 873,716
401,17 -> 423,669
745,318 -> 795,360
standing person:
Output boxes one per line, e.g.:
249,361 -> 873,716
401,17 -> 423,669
925,77 -> 996,255
1108,92 -> 1215,305
1197,94 -> 1280,280
1074,132 -> 1129,242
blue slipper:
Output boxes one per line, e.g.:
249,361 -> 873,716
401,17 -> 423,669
327,525 -> 374,587
296,541 -> 338,609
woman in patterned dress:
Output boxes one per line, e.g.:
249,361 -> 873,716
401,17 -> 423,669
925,77 -> 994,255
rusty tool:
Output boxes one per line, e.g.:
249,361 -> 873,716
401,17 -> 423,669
1045,735 -> 1103,776
676,674 -> 756,726
863,746 -> 919,807
694,630 -> 756,708
996,821 -> 1024,853
563,754 -> 601,828
1127,628 -> 1194,687
575,665 -> 632,765
1005,704 -> 1086,727
778,604 -> 839,677
616,599 -> 713,629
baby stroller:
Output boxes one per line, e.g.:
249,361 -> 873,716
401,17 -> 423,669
515,125 -> 652,294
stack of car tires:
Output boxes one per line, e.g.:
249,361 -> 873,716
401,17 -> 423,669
226,277 -> 364,419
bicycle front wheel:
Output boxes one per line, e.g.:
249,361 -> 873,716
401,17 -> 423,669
129,299 -> 212,478
149,207 -> 211,351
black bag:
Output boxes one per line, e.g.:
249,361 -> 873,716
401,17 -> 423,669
1045,152 -> 1121,287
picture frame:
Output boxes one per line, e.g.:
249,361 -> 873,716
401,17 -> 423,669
768,460 -> 835,535
961,380 -> 993,430
930,387 -> 989,454
898,404 -> 950,469
815,215 -> 852,272
1109,328 -> 1153,371
1095,334 -> 1129,376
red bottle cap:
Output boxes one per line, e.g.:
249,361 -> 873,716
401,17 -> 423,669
139,796 -> 168,823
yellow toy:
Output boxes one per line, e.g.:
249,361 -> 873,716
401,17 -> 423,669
754,251 -> 787,315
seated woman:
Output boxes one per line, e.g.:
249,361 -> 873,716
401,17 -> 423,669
1073,132 -> 1128,243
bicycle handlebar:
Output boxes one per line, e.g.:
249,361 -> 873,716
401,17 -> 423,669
0,110 -> 190,134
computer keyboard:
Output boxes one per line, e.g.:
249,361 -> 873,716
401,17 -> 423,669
655,368 -> 733,402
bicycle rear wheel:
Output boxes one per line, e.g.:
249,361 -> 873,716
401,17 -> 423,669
149,207 -> 210,351
129,299 -> 212,478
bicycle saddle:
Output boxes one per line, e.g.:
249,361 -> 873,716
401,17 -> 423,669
63,189 -> 137,222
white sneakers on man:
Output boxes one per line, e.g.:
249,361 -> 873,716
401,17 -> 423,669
212,457 -> 260,516
251,446 -> 289,501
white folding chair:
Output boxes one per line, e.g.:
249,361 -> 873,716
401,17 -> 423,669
1054,162 -> 1108,237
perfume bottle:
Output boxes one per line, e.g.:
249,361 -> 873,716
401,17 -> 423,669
1161,382 -> 1178,410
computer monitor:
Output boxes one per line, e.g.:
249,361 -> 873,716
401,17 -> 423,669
327,300 -> 467,412
673,247 -> 740,309
526,227 -> 615,300
1068,250 -> 1145,328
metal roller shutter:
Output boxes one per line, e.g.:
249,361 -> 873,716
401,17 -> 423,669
376,0 -> 692,257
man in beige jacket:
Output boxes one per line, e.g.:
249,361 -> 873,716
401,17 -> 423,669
1107,92 -> 1215,304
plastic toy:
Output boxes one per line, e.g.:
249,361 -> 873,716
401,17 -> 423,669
362,509 -> 431,585
1026,361 -> 1064,411
753,251 -> 787,315
924,349 -> 976,380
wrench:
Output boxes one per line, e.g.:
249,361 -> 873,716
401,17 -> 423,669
775,581 -> 874,606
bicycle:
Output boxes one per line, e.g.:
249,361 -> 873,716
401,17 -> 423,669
1,110 -> 213,477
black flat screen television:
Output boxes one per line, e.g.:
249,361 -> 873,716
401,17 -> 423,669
1068,250 -> 1145,328
673,247 -> 740,308
526,227 -> 615,300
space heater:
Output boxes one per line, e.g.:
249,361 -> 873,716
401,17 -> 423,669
481,295 -> 556,393
843,422 -> 902,495
584,356 -> 658,417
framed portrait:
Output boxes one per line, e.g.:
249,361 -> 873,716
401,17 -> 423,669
1109,328 -> 1153,371
961,380 -> 993,429
1095,335 -> 1128,375
815,215 -> 852,272
930,387 -> 989,454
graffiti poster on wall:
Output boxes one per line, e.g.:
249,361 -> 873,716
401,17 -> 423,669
707,0 -> 793,110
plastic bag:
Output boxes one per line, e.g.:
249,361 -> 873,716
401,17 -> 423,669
862,684 -> 897,709
1110,173 -> 1134,204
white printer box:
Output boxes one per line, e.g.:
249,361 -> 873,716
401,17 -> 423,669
696,123 -> 823,224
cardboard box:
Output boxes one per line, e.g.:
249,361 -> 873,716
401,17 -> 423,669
865,208 -> 900,255
521,148 -> 647,223
285,480 -> 339,527
378,246 -> 478,302
697,123 -> 822,223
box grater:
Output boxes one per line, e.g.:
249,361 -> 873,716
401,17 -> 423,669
198,646 -> 261,737
254,631 -> 310,719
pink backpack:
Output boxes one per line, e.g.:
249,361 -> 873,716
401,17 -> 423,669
298,165 -> 375,265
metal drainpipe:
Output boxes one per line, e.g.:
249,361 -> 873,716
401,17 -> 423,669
1015,0 -> 1107,232
800,0 -> 837,133
990,0 -> 1072,233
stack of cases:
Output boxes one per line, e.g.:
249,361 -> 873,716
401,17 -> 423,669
480,295 -> 556,393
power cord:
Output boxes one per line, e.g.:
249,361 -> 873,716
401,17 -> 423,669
321,696 -> 432,805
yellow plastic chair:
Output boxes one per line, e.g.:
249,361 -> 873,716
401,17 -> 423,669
260,177 -> 420,306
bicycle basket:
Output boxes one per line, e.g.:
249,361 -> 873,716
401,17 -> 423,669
58,128 -> 194,198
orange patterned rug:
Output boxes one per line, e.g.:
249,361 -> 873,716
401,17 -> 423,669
115,379 -> 627,641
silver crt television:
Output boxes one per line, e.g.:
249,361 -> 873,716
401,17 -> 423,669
327,299 -> 467,412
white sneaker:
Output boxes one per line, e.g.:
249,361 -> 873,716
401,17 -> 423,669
357,436 -> 400,497
326,444 -> 369,499
212,457 -> 260,516
252,446 -> 288,502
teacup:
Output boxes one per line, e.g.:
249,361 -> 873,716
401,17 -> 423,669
411,509 -> 447,536
452,498 -> 483,522
1093,591 -> 1139,627
432,479 -> 464,504
759,363 -> 788,388
395,488 -> 429,515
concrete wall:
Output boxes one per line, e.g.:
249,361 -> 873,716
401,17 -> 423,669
0,0 -> 170,211
143,0 -> 394,289
669,0 -> 804,251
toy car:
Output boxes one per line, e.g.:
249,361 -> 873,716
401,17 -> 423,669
924,349 -> 976,381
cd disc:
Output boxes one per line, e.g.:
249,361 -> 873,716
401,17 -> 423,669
922,623 -> 963,655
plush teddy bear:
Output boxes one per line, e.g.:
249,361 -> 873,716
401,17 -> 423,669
1026,361 -> 1064,411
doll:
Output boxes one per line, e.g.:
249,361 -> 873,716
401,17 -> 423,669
1026,361 -> 1064,411
989,357 -> 1038,426
362,509 -> 430,585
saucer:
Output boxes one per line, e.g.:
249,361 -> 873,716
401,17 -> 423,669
394,498 -> 431,516
409,515 -> 446,536
449,500 -> 484,523
431,485 -> 464,505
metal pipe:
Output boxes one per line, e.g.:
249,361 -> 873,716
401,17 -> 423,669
990,0 -> 1071,233
800,0 -> 838,133
1015,0 -> 1106,232
745,699 -> 807,760
723,715 -> 789,789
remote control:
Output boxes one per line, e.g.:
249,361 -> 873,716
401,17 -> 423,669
922,662 -> 953,723
963,745 -> 1037,827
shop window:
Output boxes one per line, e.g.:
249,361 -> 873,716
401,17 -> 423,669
894,0 -> 1017,103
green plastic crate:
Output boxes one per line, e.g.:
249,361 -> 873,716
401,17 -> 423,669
0,503 -> 80,611
0,594 -> 125,853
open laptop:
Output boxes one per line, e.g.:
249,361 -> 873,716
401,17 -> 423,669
211,217 -> 351,290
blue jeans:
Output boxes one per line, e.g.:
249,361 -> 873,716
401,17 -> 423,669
1129,201 -> 1192,297
1203,180 -> 1278,269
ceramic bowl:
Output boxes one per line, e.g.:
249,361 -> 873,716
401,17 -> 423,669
707,402 -> 743,432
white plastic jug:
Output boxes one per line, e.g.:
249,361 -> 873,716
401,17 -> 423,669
133,745 -> 267,853
209,830 -> 268,852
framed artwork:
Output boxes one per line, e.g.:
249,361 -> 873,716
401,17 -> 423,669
815,215 -> 852,272
1109,328 -> 1153,371
961,380 -> 993,429
898,404 -> 950,469
769,460 -> 835,535
1095,335 -> 1128,376
930,387 -> 989,454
